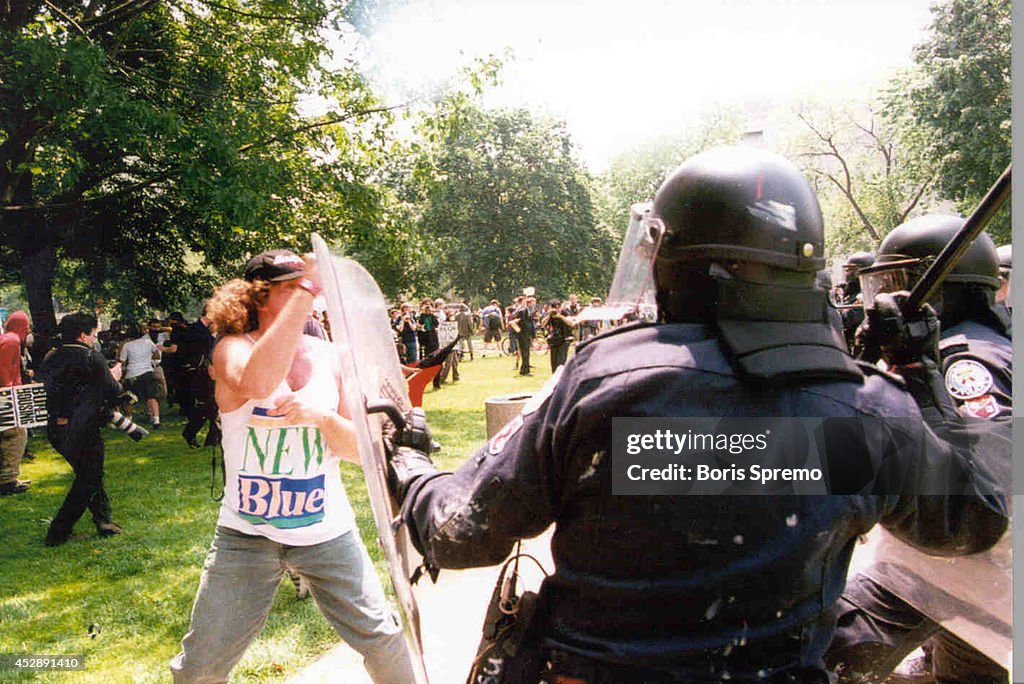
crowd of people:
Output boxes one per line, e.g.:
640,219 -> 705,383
0,308 -> 222,544
389,291 -> 614,378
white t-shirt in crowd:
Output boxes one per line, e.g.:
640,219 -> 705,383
120,336 -> 158,380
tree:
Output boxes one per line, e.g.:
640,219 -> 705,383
790,103 -> 934,256
881,0 -> 1011,242
0,0 -> 390,331
410,103 -> 614,303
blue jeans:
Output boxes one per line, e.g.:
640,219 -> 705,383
170,526 -> 415,683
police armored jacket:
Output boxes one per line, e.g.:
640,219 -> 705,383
856,317 -> 1013,664
400,323 -> 1006,679
39,342 -> 123,433
939,320 -> 1011,421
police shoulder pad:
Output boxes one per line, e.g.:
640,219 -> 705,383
938,334 -> 970,358
574,320 -> 653,352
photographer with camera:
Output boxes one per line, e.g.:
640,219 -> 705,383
541,299 -> 574,372
392,303 -> 418,364
39,312 -> 129,546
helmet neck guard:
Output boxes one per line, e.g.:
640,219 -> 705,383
713,278 -> 862,384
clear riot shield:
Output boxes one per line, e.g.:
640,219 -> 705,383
577,201 -> 661,324
311,234 -> 430,684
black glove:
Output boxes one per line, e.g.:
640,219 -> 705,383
863,291 -> 940,367
384,407 -> 441,502
393,407 -> 438,454
852,320 -> 881,363
388,446 -> 439,502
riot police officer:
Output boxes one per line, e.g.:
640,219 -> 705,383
836,252 -> 875,302
834,251 -> 875,350
826,214 -> 1012,684
388,148 -> 1007,683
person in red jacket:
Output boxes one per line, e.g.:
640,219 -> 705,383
0,310 -> 31,495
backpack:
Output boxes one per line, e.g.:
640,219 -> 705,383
486,312 -> 502,331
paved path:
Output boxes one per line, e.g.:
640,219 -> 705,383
287,530 -> 554,684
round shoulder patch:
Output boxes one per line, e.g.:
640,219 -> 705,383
944,359 -> 993,401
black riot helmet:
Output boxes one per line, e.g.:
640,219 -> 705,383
653,146 -> 825,273
651,146 -> 826,323
650,146 -> 860,382
842,251 -> 875,286
874,214 -> 999,288
859,213 -> 1007,334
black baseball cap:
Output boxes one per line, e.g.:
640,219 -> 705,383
244,249 -> 305,282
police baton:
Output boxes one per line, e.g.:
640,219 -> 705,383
903,164 -> 1011,315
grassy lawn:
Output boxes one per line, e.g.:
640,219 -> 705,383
0,343 -> 554,683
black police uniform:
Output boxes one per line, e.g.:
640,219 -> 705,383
398,322 -> 1007,683
39,341 -> 123,543
511,305 -> 535,375
826,320 -> 1012,684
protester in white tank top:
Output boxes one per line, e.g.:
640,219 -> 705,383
170,249 -> 415,684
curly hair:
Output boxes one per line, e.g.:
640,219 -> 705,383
206,278 -> 271,336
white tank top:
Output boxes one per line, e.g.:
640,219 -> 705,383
216,340 -> 355,545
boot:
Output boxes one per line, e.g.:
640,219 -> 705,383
0,479 -> 31,495
97,522 -> 123,537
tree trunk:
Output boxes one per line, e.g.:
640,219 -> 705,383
20,244 -> 57,335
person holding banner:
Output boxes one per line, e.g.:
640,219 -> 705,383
0,310 -> 31,495
171,249 -> 414,684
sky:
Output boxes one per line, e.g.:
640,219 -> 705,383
346,0 -> 936,170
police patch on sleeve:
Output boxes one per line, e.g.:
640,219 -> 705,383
944,359 -> 993,401
959,394 -> 1000,419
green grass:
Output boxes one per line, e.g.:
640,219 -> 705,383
0,346 -> 552,683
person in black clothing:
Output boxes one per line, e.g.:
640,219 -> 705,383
159,312 -> 187,413
392,303 -> 418,364
384,147 -> 1007,683
827,214 -> 1012,684
39,312 -> 126,546
833,251 -> 874,352
179,310 -> 220,449
416,299 -> 440,358
97,319 -> 127,364
508,296 -> 535,375
542,299 -> 574,372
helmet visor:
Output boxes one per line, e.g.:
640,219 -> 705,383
578,202 -> 663,323
858,257 -> 928,309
